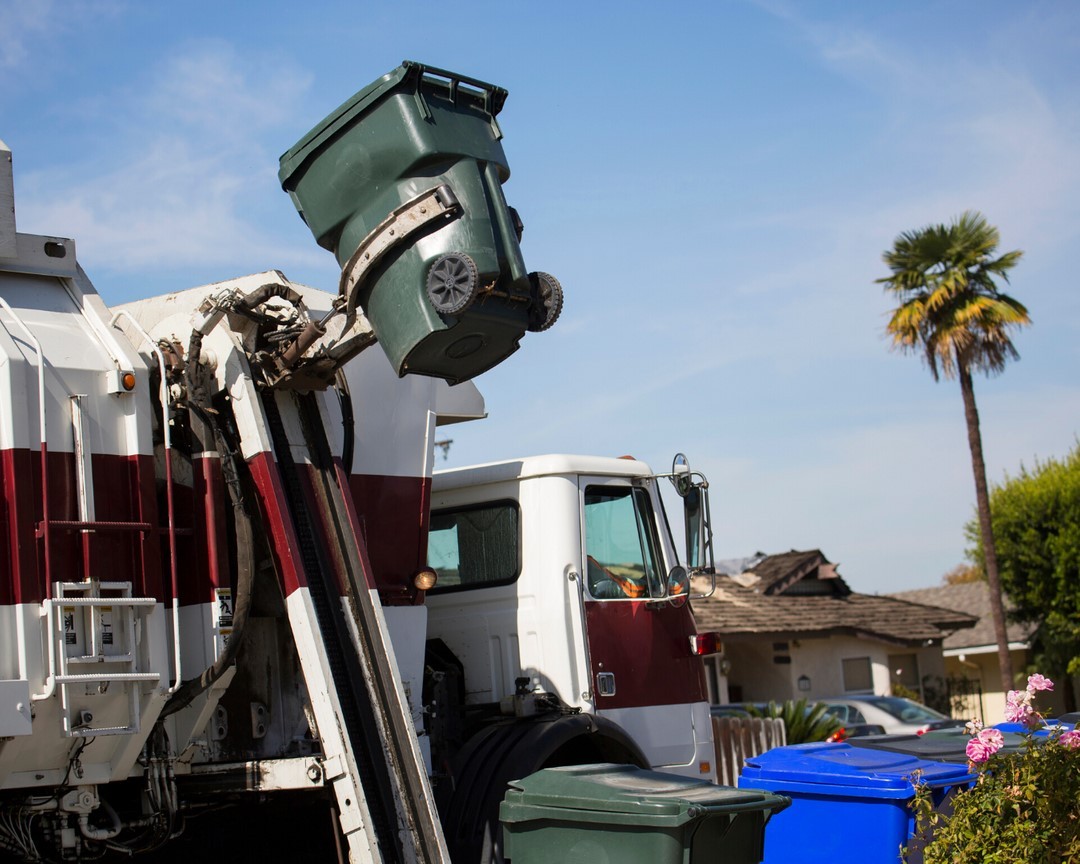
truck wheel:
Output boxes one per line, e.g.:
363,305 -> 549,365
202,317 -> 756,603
427,253 -> 479,315
526,271 -> 563,332
443,715 -> 646,864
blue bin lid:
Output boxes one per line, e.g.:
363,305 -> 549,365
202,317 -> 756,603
995,720 -> 1074,735
740,743 -> 974,799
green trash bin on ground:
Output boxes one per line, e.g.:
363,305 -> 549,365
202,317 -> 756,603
279,60 -> 562,384
498,764 -> 790,864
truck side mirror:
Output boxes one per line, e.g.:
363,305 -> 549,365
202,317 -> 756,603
671,452 -> 693,497
666,565 -> 689,608
661,452 -> 716,599
684,486 -> 704,570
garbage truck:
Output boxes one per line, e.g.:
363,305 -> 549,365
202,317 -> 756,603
0,62 -> 720,864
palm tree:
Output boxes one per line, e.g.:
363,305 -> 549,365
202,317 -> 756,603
877,211 -> 1030,694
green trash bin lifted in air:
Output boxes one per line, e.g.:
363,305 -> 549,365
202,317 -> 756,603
279,60 -> 562,385
499,764 -> 790,864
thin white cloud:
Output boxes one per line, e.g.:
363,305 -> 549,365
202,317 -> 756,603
750,2 -> 1080,247
0,0 -> 127,77
138,40 -> 313,136
17,39 -> 323,275
0,0 -> 53,68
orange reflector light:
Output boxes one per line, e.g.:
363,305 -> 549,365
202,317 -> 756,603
699,761 -> 711,775
413,568 -> 438,591
121,372 -> 137,391
689,633 -> 723,656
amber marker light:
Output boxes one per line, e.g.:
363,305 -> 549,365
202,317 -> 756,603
121,372 -> 137,391
413,568 -> 438,591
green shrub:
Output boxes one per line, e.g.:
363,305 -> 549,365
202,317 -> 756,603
746,698 -> 841,744
909,675 -> 1080,863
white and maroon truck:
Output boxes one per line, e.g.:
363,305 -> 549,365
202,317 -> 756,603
0,62 -> 719,864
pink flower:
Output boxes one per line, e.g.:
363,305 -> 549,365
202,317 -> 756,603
1027,674 -> 1054,693
1059,730 -> 1080,749
966,728 -> 1005,764
1005,690 -> 1031,722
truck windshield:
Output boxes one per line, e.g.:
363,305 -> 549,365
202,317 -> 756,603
584,485 -> 664,599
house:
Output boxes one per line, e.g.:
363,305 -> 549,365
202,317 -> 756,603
889,581 -> 1066,722
692,550 -> 977,708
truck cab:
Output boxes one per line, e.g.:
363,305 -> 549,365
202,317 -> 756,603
425,454 -> 716,781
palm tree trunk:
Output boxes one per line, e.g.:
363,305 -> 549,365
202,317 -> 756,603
958,363 -> 1015,692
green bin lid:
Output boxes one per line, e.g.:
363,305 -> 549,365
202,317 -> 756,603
278,60 -> 507,187
502,764 -> 786,825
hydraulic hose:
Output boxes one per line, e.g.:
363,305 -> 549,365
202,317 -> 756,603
78,798 -> 122,842
231,281 -> 306,316
160,329 -> 255,717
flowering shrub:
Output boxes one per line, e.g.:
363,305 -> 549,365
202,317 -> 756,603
911,675 -> 1080,863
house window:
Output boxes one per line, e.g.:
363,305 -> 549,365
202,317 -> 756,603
842,657 -> 873,693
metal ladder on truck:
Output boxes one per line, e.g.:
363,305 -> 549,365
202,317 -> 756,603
237,380 -> 448,864
0,295 -> 179,748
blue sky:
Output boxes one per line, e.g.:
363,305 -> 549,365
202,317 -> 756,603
3,1 -> 1078,593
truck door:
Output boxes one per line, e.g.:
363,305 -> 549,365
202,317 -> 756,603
579,479 -> 708,769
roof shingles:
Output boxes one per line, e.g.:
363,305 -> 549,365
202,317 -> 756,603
691,550 -> 977,647
888,582 -> 1033,650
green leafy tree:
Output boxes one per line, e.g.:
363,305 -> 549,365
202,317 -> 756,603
878,211 -> 1030,692
747,699 -> 840,744
966,443 -> 1080,710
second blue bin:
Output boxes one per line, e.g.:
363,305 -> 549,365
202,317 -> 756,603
738,742 -> 974,864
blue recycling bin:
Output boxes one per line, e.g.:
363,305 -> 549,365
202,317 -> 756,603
738,743 -> 974,864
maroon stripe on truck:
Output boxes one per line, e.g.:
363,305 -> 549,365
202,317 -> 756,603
247,450 -> 306,596
1,449 -> 166,604
347,472 -> 431,606
0,448 -> 40,605
172,454 -> 230,607
584,599 -> 708,709
92,452 -> 164,601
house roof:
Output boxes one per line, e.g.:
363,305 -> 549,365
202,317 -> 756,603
888,581 -> 1034,651
691,549 -> 977,647
740,549 -> 852,596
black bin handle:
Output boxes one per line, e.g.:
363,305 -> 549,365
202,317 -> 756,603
402,59 -> 508,120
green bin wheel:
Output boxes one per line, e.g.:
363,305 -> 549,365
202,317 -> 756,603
427,253 -> 479,315
527,272 -> 563,333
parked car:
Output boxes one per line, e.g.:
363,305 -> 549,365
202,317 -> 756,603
819,696 -> 966,735
826,722 -> 887,742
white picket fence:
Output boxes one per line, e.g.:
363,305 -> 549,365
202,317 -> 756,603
712,715 -> 787,787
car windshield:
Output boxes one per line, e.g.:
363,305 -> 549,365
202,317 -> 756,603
867,697 -> 947,723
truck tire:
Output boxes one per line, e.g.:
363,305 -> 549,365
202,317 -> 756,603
443,714 -> 647,864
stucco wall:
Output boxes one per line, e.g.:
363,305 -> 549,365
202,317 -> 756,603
943,649 -> 1068,723
723,635 -> 949,705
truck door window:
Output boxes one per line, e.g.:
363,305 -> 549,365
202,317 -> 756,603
584,485 -> 664,599
427,501 -> 519,592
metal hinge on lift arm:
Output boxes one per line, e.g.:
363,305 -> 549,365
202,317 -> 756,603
254,185 -> 462,391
